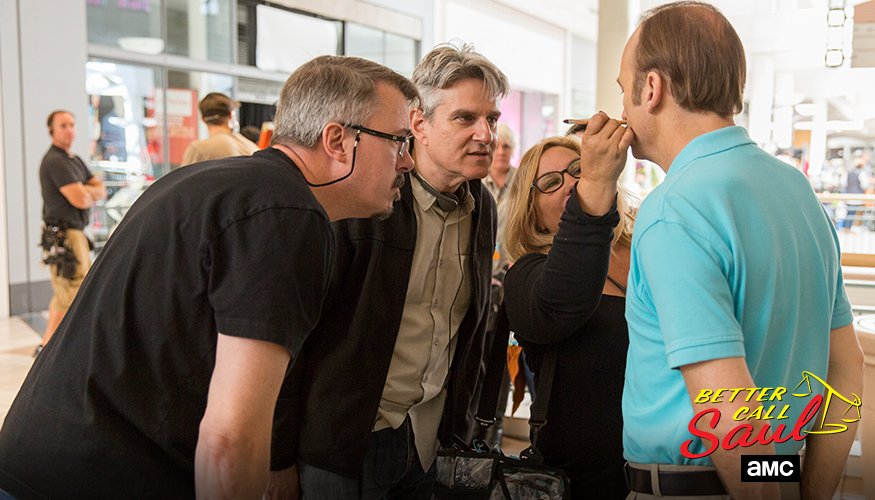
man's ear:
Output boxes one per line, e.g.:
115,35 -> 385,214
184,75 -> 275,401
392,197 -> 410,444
410,108 -> 428,145
48,126 -> 54,137
321,122 -> 348,163
644,70 -> 664,113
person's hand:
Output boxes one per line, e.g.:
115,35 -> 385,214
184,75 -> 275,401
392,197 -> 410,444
575,112 -> 634,216
579,111 -> 633,185
264,464 -> 301,500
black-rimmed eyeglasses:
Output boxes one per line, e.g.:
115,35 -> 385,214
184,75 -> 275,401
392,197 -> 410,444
531,158 -> 581,194
305,123 -> 412,188
345,124 -> 411,157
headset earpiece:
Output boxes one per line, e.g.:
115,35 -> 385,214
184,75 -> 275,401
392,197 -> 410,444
412,170 -> 468,212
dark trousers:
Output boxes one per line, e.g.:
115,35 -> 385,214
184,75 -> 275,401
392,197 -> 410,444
299,416 -> 436,500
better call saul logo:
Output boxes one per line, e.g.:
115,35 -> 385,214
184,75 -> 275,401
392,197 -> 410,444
740,455 -> 801,482
681,371 -> 862,460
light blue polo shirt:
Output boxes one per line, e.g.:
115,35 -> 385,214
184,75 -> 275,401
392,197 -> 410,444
623,126 -> 853,465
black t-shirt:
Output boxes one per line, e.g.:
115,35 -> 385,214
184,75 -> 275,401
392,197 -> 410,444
39,145 -> 94,229
0,148 -> 333,499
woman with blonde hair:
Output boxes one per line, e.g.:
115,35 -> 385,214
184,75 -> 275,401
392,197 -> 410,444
502,134 -> 635,498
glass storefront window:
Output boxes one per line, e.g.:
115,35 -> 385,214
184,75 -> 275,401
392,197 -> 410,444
346,23 -> 383,63
255,4 -> 341,73
84,62 -> 248,250
165,0 -> 233,63
86,60 -> 160,175
88,0 -> 233,63
85,60 -> 161,249
87,0 -> 163,53
570,36 -> 596,119
384,32 -> 417,78
235,76 -> 282,134
345,23 -> 418,77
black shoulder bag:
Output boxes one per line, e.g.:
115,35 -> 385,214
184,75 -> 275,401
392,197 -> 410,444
433,303 -> 570,499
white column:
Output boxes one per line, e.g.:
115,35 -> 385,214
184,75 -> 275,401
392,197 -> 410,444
747,55 -> 775,145
188,0 -> 208,61
595,0 -> 630,118
3,0 -> 88,314
772,72 -> 796,149
0,53 -> 9,317
596,0 -> 637,185
808,98 -> 828,178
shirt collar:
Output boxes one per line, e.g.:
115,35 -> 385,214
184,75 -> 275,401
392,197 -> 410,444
666,126 -> 754,179
485,168 -> 515,188
411,171 -> 475,217
50,144 -> 72,157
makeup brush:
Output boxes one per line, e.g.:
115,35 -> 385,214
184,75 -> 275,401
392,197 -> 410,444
563,118 -> 627,125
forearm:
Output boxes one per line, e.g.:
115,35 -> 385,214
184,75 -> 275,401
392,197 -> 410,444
195,427 -> 269,500
504,198 -> 617,342
196,335 -> 291,500
85,182 -> 107,201
801,364 -> 863,497
576,178 -> 618,216
704,418 -> 780,499
682,358 -> 780,499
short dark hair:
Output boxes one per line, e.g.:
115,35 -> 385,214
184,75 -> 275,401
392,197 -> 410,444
199,93 -> 238,125
47,110 -> 73,129
633,1 -> 745,117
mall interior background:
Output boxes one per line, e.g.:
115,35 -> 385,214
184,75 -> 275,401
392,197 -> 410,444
1,0 -> 874,317
1,0 -> 875,496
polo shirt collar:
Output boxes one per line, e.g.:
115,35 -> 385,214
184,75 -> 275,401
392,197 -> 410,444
50,144 -> 72,157
666,125 -> 754,179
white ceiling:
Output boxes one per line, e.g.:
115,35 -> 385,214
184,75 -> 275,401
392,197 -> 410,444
492,0 -> 600,40
495,0 -> 875,142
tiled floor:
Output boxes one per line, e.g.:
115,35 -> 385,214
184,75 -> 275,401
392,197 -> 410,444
0,315 -> 39,423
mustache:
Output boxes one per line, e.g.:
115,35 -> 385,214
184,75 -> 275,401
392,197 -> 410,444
392,174 -> 406,189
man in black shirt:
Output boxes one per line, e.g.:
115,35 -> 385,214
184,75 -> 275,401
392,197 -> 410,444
37,110 -> 107,353
0,56 -> 417,499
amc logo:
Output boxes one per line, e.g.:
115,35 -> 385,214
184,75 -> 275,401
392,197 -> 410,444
741,455 -> 801,482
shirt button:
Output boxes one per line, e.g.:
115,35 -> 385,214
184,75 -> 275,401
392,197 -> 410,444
434,339 -> 439,346
433,299 -> 439,308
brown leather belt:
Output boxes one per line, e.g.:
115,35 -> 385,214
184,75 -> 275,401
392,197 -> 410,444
624,463 -> 727,496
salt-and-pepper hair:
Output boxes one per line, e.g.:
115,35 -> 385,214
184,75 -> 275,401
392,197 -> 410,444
412,42 -> 510,120
272,55 -> 419,148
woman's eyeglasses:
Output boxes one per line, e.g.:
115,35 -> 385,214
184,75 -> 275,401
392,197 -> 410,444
532,158 -> 581,194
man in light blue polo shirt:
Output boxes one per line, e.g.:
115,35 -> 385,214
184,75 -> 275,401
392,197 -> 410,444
619,2 -> 863,499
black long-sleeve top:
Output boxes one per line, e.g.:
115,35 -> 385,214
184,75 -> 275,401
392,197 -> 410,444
504,193 -> 629,499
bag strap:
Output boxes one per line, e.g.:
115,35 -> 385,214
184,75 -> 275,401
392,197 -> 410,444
519,347 -> 557,464
606,273 -> 626,294
472,301 -> 512,446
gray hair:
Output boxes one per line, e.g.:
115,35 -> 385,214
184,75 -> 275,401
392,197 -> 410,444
272,55 -> 419,148
412,42 -> 510,120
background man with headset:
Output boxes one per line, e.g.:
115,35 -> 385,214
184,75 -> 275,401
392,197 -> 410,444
36,110 -> 106,355
270,42 -> 509,499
